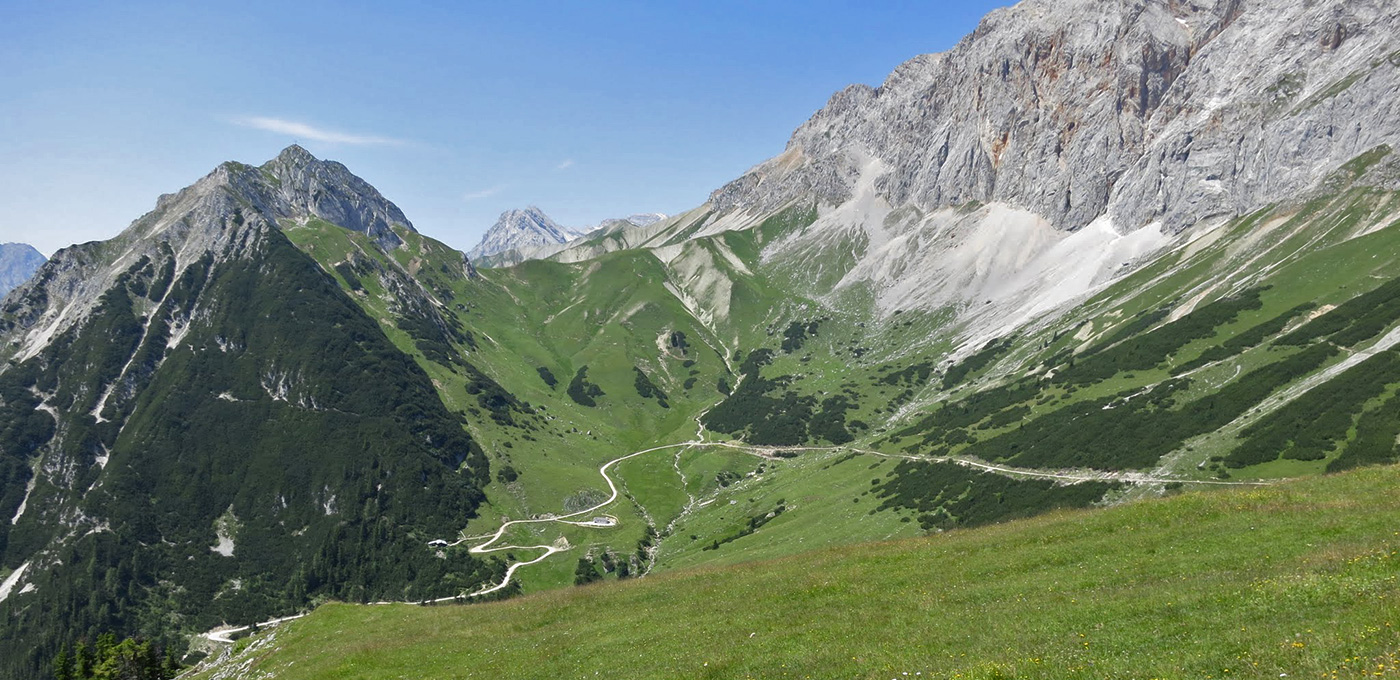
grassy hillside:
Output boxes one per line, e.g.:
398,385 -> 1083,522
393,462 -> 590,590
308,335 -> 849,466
193,465 -> 1400,680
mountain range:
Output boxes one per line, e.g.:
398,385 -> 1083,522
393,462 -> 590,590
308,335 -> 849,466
466,207 -> 667,267
3,0 -> 1400,677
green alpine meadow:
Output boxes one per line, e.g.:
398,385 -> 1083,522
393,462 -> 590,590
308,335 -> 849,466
3,0 -> 1400,678
188,465 -> 1400,680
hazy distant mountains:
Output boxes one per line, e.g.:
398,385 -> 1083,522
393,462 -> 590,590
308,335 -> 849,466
466,207 -> 666,266
0,243 -> 45,297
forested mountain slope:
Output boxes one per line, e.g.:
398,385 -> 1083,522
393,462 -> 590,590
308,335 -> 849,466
0,148 -> 501,678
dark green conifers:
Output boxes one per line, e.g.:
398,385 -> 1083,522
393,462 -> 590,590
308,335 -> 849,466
1276,275 -> 1400,348
0,229 -> 500,679
1227,348 -> 1400,469
703,371 -> 860,447
956,343 -> 1338,470
1054,288 -> 1266,386
51,633 -> 180,680
632,367 -> 669,408
536,366 -> 558,388
873,460 -> 1117,531
703,350 -> 814,445
779,320 -> 821,353
1169,302 -> 1317,375
940,336 -> 1013,390
566,366 -> 605,407
702,502 -> 787,551
889,279 -> 1400,472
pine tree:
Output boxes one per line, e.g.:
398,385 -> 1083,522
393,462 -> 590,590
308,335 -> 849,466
53,635 -> 179,680
74,642 -> 94,679
161,649 -> 180,680
51,646 -> 72,680
572,558 -> 600,586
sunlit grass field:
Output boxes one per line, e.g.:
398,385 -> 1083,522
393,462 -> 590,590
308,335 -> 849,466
194,464 -> 1400,680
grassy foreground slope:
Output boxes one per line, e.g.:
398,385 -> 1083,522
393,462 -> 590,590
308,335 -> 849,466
195,466 -> 1400,680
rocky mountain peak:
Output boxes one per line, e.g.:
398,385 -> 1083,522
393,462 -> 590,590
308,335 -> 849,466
623,213 -> 667,228
251,145 -> 414,249
2,147 -> 417,360
467,206 -> 578,261
271,143 -> 318,167
468,209 -> 671,268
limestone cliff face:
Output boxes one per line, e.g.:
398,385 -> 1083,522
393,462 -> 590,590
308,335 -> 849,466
251,144 -> 414,249
711,0 -> 1400,234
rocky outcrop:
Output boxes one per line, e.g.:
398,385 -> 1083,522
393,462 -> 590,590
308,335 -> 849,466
589,213 -> 667,233
469,210 -> 669,267
710,0 -> 1400,234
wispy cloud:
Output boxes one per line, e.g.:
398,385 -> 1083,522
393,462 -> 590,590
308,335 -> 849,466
231,116 -> 405,146
555,159 -> 575,171
463,185 -> 506,201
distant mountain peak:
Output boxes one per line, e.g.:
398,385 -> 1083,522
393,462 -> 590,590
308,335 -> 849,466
0,243 -> 46,298
467,206 -> 579,261
467,209 -> 670,266
623,213 -> 667,227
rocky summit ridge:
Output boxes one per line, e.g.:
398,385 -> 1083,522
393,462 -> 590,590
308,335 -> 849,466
709,0 -> 1400,234
250,144 -> 415,249
2,145 -> 415,361
0,145 -> 487,680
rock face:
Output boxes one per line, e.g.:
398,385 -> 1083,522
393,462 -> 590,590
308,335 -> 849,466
710,0 -> 1400,234
473,211 -> 671,268
0,244 -> 46,297
529,0 -> 1399,351
467,207 -> 578,261
246,144 -> 415,249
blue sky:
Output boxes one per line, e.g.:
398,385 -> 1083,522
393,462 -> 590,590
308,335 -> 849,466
1,1 -> 1010,256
